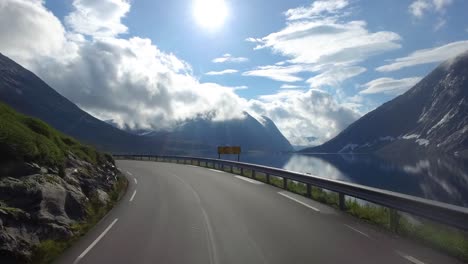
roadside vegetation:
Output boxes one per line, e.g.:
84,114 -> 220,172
0,103 -> 128,263
285,180 -> 468,262
0,102 -> 113,173
181,161 -> 468,262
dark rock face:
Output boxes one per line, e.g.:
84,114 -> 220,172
302,52 -> 468,157
0,153 -> 122,262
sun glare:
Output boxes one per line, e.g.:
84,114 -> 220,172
193,0 -> 228,31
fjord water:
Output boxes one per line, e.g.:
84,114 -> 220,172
200,152 -> 468,207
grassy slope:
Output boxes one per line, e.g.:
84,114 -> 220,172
0,102 -> 128,263
0,102 -> 112,171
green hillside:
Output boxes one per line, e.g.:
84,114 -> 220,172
0,102 -> 112,173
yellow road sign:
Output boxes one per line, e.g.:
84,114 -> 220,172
217,146 -> 241,155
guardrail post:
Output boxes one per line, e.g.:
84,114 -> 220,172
240,167 -> 244,176
306,184 -> 312,198
283,178 -> 288,189
389,209 -> 399,233
230,165 -> 234,173
265,173 -> 270,184
339,193 -> 346,211
252,170 -> 256,179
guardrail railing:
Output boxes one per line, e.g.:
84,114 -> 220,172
114,154 -> 468,232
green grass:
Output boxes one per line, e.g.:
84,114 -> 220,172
269,175 -> 284,188
254,172 -> 267,182
154,158 -> 468,261
0,103 -> 127,263
304,187 -> 468,262
31,174 -> 128,264
399,217 -> 468,261
242,168 -> 253,177
286,180 -> 308,196
0,103 -> 113,175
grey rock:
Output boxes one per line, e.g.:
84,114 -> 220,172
0,155 -> 123,262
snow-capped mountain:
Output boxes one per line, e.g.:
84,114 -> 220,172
302,51 -> 468,157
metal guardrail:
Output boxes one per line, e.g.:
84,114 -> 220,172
114,154 -> 468,232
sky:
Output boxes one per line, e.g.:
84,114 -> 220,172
0,0 -> 467,147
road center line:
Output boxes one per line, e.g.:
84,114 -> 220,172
278,192 -> 320,212
234,176 -> 264,185
73,218 -> 118,264
344,224 -> 370,238
126,171 -> 133,176
129,190 -> 137,202
134,178 -> 138,184
396,251 -> 426,264
209,169 -> 226,174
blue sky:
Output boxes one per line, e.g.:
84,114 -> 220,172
1,0 -> 468,146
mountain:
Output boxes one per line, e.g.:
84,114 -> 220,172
0,53 -> 156,153
0,53 -> 292,154
112,113 -> 294,153
302,51 -> 468,157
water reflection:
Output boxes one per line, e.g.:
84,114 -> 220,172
282,155 -> 349,182
207,152 -> 468,207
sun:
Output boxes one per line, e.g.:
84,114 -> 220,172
193,0 -> 228,31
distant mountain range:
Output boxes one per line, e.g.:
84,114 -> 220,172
302,51 -> 468,158
0,53 -> 292,154
110,112 -> 293,153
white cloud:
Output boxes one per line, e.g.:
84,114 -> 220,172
65,0 -> 130,37
434,18 -> 447,31
243,65 -> 308,82
0,0 -> 75,66
285,0 -> 349,21
409,0 -> 432,17
359,77 -> 422,95
248,89 -> 359,146
0,0 -> 364,147
306,66 -> 366,88
250,19 -> 401,65
0,0 -> 247,131
212,53 -> 248,63
433,0 -> 453,12
246,3 -> 400,89
280,84 -> 303,89
409,0 -> 453,18
205,69 -> 238,75
376,40 -> 468,72
230,85 -> 248,91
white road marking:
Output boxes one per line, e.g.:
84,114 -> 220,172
172,174 -> 219,264
134,178 -> 138,184
234,176 -> 264,185
344,224 -> 370,238
209,169 -> 226,174
126,171 -> 133,176
73,218 -> 118,264
129,190 -> 137,202
396,251 -> 426,264
278,192 -> 320,212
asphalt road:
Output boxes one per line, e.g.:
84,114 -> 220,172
55,160 -> 463,264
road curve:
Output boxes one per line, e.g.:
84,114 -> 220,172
55,160 -> 463,264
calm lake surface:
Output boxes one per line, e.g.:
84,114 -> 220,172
192,152 -> 468,207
